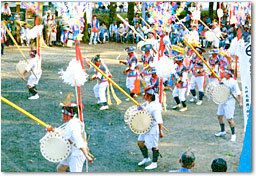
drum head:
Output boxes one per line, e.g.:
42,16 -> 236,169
40,132 -> 71,163
124,105 -> 137,125
16,60 -> 29,76
205,31 -> 216,42
205,81 -> 217,99
212,84 -> 230,104
129,110 -> 153,134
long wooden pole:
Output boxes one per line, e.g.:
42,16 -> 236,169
184,39 -> 239,104
1,96 -> 53,131
88,61 -> 168,132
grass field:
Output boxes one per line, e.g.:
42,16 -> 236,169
1,42 -> 244,172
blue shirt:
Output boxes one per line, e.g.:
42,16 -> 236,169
169,167 -> 192,172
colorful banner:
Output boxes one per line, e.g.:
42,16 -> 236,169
229,38 -> 251,132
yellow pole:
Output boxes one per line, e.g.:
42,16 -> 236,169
3,21 -> 38,79
88,61 -> 169,132
89,61 -> 139,106
184,39 -> 240,104
1,96 -> 52,130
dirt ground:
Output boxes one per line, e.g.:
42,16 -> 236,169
1,42 -> 245,172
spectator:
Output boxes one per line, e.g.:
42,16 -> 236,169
60,28 -> 70,47
211,21 -> 221,48
20,23 -> 30,46
50,16 -> 57,46
169,151 -> 196,172
99,22 -> 108,43
135,22 -> 144,43
45,15 -> 53,46
109,21 -> 118,41
1,22 -> 7,55
117,23 -> 126,43
89,15 -> 99,45
133,13 -> 140,26
211,158 -> 227,172
124,28 -> 135,44
1,2 -> 12,21
7,17 -> 17,46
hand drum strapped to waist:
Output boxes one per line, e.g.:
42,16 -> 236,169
16,60 -> 29,77
124,104 -> 153,134
206,81 -> 230,104
39,124 -> 71,163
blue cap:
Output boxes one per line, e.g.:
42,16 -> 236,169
113,21 -> 116,23
175,55 -> 184,61
9,17 -> 14,21
141,44 -> 152,51
124,46 -> 136,53
209,49 -> 219,54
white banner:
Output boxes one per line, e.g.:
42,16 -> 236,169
86,2 -> 92,24
229,38 -> 251,132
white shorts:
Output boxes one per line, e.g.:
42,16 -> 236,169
208,77 -> 218,84
217,98 -> 236,119
27,73 -> 41,87
172,87 -> 186,101
190,75 -> 205,92
138,133 -> 159,149
59,154 -> 86,172
93,81 -> 108,103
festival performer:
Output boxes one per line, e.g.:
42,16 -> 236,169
89,15 -> 99,45
140,44 -> 154,87
144,68 -> 160,101
172,55 -> 188,112
1,22 -> 7,55
57,103 -> 93,172
21,49 -> 42,100
215,69 -> 242,142
120,46 -> 140,101
218,52 -> 230,79
145,30 -> 158,56
208,49 -> 220,83
86,55 -> 109,110
189,46 -> 207,105
211,21 -> 222,49
137,89 -> 164,170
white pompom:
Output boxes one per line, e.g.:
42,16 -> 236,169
205,31 -> 216,42
27,25 -> 44,40
228,37 -> 239,56
153,56 -> 176,79
59,59 -> 88,87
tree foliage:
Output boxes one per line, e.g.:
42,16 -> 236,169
82,11 -> 89,42
209,2 -> 214,18
109,2 -> 117,25
128,2 -> 135,25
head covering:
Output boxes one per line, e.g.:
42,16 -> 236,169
124,46 -> 136,53
175,55 -> 184,61
141,44 -> 152,52
30,49 -> 37,56
92,54 -> 101,63
225,68 -> 234,77
209,49 -> 219,54
150,68 -> 157,74
120,24 -> 124,28
195,46 -> 206,53
212,21 -> 218,26
9,17 -> 14,21
113,21 -> 116,23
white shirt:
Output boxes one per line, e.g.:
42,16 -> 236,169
25,54 -> 42,78
212,27 -> 221,38
1,6 -> 11,15
222,77 -> 241,99
63,117 -> 87,156
145,101 -> 163,134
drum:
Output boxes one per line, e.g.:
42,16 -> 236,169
40,127 -> 71,163
129,110 -> 153,134
206,81 -> 230,104
16,60 -> 29,77
205,31 -> 216,42
124,104 -> 153,134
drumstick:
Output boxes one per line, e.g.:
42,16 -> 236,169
184,39 -> 240,104
116,54 -> 121,60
